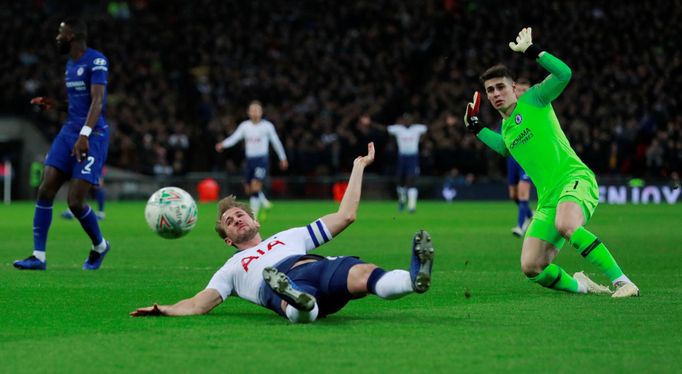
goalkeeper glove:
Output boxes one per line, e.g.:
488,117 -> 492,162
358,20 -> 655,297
509,27 -> 542,59
463,91 -> 483,135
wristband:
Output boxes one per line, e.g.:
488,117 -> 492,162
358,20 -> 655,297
79,126 -> 92,137
524,44 -> 542,60
467,116 -> 483,135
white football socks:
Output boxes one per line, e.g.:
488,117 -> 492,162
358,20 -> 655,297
407,188 -> 418,211
94,239 -> 108,253
373,270 -> 414,299
612,274 -> 632,285
32,251 -> 46,262
258,192 -> 272,209
285,303 -> 319,323
397,186 -> 407,204
250,196 -> 260,218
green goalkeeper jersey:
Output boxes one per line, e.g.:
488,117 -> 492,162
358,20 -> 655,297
477,52 -> 594,201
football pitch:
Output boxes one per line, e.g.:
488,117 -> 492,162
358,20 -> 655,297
1,200 -> 681,373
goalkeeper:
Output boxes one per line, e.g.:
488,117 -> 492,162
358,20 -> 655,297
463,27 -> 639,297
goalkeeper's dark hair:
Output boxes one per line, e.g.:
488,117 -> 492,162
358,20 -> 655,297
215,195 -> 254,239
63,18 -> 88,40
516,77 -> 531,86
480,64 -> 514,83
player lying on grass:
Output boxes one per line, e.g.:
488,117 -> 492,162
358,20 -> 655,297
463,27 -> 638,297
131,143 -> 435,323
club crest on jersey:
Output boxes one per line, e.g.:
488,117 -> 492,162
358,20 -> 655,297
515,114 -> 523,124
77,67 -> 84,76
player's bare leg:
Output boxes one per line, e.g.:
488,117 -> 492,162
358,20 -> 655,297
522,236 -> 593,293
347,263 -> 377,296
557,201 -> 639,297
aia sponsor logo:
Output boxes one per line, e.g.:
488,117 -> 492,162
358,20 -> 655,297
240,239 -> 285,271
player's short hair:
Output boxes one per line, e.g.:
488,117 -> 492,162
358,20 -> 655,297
516,77 -> 531,86
215,195 -> 254,239
249,100 -> 262,108
480,64 -> 514,83
63,18 -> 88,40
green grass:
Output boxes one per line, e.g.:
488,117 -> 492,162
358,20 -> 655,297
1,200 -> 681,373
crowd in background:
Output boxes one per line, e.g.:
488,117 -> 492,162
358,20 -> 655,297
1,0 -> 680,183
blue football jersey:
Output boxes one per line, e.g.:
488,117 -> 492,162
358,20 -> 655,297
64,48 -> 108,131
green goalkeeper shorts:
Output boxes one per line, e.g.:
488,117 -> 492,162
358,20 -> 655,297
526,174 -> 599,248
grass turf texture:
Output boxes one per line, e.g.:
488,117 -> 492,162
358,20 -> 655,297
1,201 -> 681,373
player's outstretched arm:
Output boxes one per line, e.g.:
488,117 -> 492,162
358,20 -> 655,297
509,27 -> 571,105
463,92 -> 509,156
321,142 -> 375,236
215,123 -> 246,152
130,289 -> 222,317
30,97 -> 66,111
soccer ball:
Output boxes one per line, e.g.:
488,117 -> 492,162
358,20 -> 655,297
145,187 -> 198,239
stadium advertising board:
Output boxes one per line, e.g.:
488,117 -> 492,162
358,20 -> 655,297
599,185 -> 680,205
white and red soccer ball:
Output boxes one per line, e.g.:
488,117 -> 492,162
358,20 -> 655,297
145,187 -> 198,239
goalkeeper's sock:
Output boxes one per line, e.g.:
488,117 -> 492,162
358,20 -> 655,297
72,205 -> 103,246
529,264 -> 585,293
33,199 -> 53,254
249,194 -> 260,219
569,227 -> 624,283
285,303 -> 319,323
367,268 -> 413,299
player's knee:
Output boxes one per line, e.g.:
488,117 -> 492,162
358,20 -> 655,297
67,196 -> 87,213
37,185 -> 56,201
554,219 -> 578,238
348,264 -> 377,294
521,259 -> 547,278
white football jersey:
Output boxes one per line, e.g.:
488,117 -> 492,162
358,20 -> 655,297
220,119 -> 287,160
387,124 -> 427,155
206,219 -> 332,305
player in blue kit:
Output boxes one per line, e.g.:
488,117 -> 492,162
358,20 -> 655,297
14,19 -> 111,270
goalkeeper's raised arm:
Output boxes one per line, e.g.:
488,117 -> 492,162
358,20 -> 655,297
509,27 -> 572,105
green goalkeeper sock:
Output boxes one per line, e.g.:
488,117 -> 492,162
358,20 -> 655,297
529,264 -> 581,293
569,227 -> 624,282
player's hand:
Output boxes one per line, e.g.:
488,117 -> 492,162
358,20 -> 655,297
279,159 -> 289,171
130,304 -> 164,317
215,143 -> 224,152
30,97 -> 55,111
354,142 -> 375,168
72,136 -> 90,163
463,92 -> 483,135
509,27 -> 533,53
